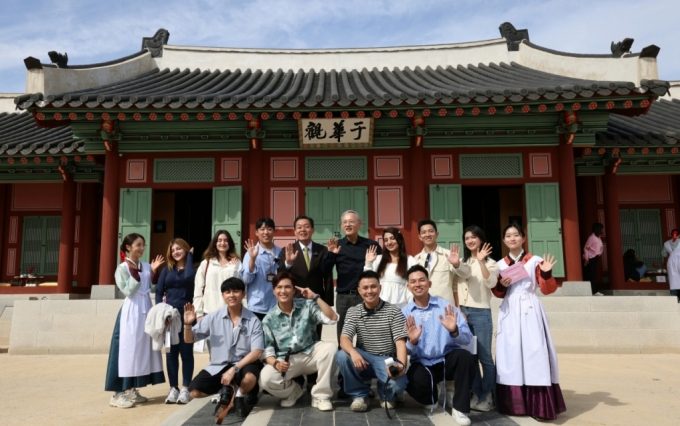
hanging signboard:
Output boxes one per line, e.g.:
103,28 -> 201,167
298,118 -> 373,148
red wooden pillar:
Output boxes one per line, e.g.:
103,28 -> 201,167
248,144 -> 263,241
0,184 -> 7,278
78,183 -> 98,289
409,143 -> 426,253
98,145 -> 120,285
558,139 -> 583,281
603,171 -> 625,288
57,178 -> 77,293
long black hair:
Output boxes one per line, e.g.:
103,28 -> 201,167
377,227 -> 409,279
462,225 -> 489,263
202,230 -> 239,261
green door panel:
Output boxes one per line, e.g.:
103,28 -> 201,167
119,188 -> 152,263
429,184 -> 463,248
525,183 -> 565,277
212,186 -> 242,257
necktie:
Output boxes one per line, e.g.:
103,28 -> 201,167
303,246 -> 311,270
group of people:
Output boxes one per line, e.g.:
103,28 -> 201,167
104,210 -> 567,424
583,223 -> 680,295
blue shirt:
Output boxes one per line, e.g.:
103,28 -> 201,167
192,306 -> 264,375
241,244 -> 282,314
401,295 -> 472,366
155,252 -> 195,313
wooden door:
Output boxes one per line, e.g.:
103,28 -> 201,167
525,183 -> 565,277
212,186 -> 242,256
119,188 -> 152,263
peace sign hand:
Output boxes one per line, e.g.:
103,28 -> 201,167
540,253 -> 557,272
405,315 -> 423,345
477,243 -> 492,262
244,239 -> 259,260
447,243 -> 461,267
439,304 -> 459,333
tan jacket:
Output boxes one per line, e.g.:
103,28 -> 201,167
455,257 -> 499,309
415,245 -> 471,304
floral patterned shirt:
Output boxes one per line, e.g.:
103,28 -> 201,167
262,298 -> 337,358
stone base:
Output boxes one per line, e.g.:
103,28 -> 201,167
90,285 -> 125,300
602,289 -> 673,296
538,281 -> 592,296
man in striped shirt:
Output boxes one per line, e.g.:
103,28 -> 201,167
336,270 -> 408,412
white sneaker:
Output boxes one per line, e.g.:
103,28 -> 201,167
396,392 -> 406,402
127,388 -> 148,403
380,399 -> 396,409
311,397 -> 333,411
473,393 -> 493,412
594,292 -> 604,296
210,393 -> 220,403
469,393 -> 479,410
109,392 -> 134,408
178,388 -> 192,404
280,383 -> 304,408
452,408 -> 472,426
351,397 -> 368,412
165,388 -> 179,404
447,390 -> 455,408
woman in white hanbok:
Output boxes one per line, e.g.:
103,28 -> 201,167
492,224 -> 566,420
364,227 -> 416,308
105,233 -> 165,408
667,230 -> 680,302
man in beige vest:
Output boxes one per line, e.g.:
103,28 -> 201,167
414,219 -> 470,307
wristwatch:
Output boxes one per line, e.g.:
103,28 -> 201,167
312,294 -> 321,302
233,366 -> 240,374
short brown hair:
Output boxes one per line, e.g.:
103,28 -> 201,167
272,271 -> 297,289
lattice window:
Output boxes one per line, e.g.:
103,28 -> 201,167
459,154 -> 523,179
305,157 -> 367,181
154,159 -> 215,182
20,216 -> 61,275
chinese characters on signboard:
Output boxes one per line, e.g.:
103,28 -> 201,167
298,118 -> 373,148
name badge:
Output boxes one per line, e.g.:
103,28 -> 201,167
266,273 -> 276,282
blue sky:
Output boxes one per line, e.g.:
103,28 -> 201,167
1,0 -> 678,93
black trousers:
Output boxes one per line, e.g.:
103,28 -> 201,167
583,255 -> 599,294
406,350 -> 476,413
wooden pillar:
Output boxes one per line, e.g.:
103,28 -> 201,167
98,146 -> 120,285
409,143 -> 426,253
603,171 -> 625,288
78,183 -> 98,289
0,184 -> 7,278
248,144 -> 264,240
558,139 -> 583,281
57,178 -> 77,293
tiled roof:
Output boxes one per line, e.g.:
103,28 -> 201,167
597,99 -> 680,146
0,112 -> 80,156
17,62 -> 668,110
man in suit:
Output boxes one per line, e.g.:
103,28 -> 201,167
280,215 -> 334,390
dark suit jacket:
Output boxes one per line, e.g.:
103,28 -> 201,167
278,241 -> 334,306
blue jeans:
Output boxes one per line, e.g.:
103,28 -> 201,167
167,324 -> 195,387
336,348 -> 407,401
461,306 -> 495,401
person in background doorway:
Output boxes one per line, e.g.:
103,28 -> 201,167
456,225 -> 499,412
364,227 -> 416,308
666,236 -> 680,302
242,217 -> 282,321
156,238 -> 196,404
105,233 -> 165,408
322,210 -> 381,398
662,229 -> 679,260
414,219 -> 471,306
582,223 -> 604,294
279,215 -> 333,391
194,230 -> 242,320
664,229 -> 680,301
492,224 -> 565,420
623,249 -> 651,282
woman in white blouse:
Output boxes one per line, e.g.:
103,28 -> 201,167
364,227 -> 416,308
193,230 -> 242,320
456,225 -> 499,412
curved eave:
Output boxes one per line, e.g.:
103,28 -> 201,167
0,112 -> 80,156
596,99 -> 680,146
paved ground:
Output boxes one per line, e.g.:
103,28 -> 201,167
1,353 -> 679,425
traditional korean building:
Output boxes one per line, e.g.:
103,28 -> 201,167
1,23 -> 677,296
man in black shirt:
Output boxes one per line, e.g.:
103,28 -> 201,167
322,210 -> 381,344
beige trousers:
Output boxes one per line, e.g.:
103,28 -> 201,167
259,341 -> 337,400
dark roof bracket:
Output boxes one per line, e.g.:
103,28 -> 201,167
640,45 -> 661,58
610,38 -> 634,58
141,28 -> 170,58
499,22 -> 529,51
